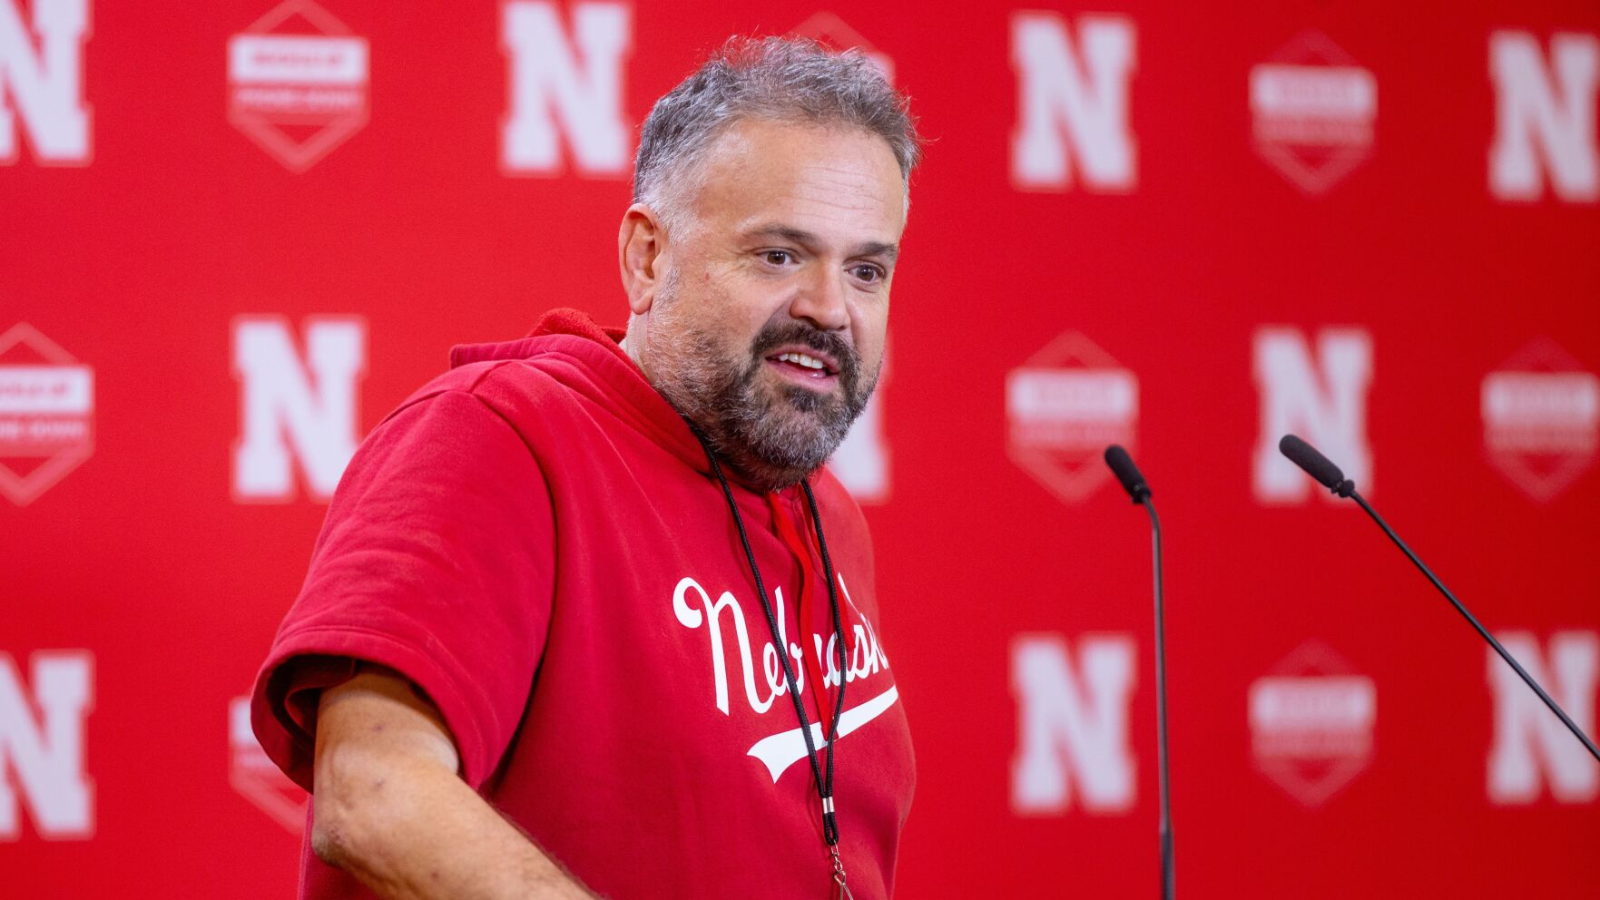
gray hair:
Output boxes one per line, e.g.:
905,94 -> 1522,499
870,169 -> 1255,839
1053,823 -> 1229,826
633,36 -> 923,226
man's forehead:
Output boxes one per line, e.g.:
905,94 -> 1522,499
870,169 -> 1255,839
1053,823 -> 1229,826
685,119 -> 907,239
705,116 -> 896,163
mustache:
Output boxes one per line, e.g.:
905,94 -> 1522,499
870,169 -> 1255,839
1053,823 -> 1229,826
747,321 -> 860,382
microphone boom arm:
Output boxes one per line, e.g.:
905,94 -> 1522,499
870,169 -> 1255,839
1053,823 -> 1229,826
1278,433 -> 1600,763
1146,498 -> 1174,900
1348,489 -> 1600,762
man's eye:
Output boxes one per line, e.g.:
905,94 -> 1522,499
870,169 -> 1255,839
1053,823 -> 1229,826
762,250 -> 794,266
852,264 -> 885,283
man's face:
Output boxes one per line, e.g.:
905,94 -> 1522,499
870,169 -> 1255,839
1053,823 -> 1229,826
636,118 -> 907,490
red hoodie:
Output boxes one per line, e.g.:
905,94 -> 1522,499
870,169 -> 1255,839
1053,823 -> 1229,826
250,309 -> 915,899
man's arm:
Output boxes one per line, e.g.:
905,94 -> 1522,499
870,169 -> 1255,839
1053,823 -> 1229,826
311,667 -> 597,900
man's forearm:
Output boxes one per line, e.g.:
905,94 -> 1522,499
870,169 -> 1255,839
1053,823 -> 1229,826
314,742 -> 597,900
310,669 -> 598,900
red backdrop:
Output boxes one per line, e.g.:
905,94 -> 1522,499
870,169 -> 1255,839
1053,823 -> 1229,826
3,0 -> 1598,896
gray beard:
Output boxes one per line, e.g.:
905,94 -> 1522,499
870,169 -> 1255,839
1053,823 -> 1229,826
644,298 -> 877,492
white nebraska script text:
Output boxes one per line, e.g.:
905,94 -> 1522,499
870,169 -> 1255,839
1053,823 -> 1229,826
672,573 -> 890,716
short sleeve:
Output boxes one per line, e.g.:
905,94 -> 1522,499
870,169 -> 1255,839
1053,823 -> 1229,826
249,388 -> 554,791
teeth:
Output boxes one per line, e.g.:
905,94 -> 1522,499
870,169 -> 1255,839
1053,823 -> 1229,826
777,352 -> 826,371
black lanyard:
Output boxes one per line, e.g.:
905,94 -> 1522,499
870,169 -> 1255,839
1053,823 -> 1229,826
692,431 -> 850,852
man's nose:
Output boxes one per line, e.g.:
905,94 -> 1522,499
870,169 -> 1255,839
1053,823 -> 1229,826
789,266 -> 850,332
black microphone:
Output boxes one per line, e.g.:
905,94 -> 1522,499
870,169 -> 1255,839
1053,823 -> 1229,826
1277,434 -> 1600,763
1103,445 -> 1173,900
1105,444 -> 1152,504
1278,434 -> 1354,498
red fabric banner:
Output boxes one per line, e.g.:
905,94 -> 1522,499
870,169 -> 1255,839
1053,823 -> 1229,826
2,0 -> 1597,896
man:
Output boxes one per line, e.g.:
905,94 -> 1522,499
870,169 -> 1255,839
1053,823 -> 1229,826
251,36 -> 921,900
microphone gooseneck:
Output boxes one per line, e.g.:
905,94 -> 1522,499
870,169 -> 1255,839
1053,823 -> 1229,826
1102,445 -> 1174,900
1276,435 -> 1600,763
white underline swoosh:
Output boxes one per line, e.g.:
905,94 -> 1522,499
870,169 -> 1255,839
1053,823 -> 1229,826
746,684 -> 900,782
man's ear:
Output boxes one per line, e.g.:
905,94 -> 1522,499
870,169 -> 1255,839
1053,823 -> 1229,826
618,203 -> 668,316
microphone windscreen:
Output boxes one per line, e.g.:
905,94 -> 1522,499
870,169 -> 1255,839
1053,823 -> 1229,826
1279,434 -> 1346,490
1103,444 -> 1150,502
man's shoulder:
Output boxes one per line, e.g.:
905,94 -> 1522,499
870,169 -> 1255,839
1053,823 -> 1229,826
389,330 -> 635,426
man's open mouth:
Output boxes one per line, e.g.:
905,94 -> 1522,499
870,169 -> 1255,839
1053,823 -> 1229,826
765,348 -> 841,386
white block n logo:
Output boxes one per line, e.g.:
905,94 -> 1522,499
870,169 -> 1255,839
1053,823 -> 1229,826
501,0 -> 631,176
831,350 -> 889,503
232,316 -> 366,502
1010,12 -> 1136,192
1489,31 -> 1599,203
1011,634 -> 1136,814
1253,328 -> 1373,504
1488,631 -> 1598,805
0,651 -> 94,840
0,0 -> 91,165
